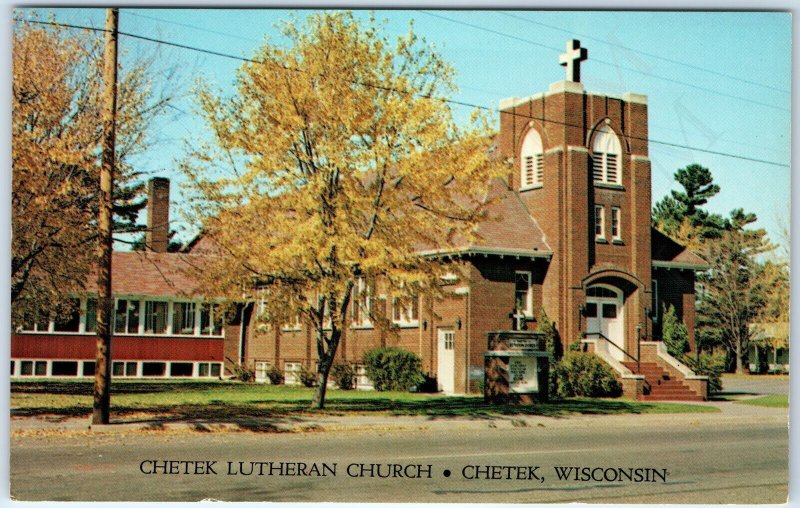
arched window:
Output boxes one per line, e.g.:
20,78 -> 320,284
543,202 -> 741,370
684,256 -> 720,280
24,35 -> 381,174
520,128 -> 544,189
586,285 -> 619,299
591,125 -> 622,185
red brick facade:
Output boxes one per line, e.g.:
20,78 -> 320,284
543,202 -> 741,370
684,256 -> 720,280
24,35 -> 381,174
12,80 -> 705,396
240,81 -> 705,395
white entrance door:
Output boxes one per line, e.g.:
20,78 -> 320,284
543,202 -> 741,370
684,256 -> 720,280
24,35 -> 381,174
585,285 -> 625,361
437,329 -> 455,393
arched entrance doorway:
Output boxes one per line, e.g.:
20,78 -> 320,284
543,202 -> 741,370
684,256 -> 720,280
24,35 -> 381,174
585,284 -> 625,361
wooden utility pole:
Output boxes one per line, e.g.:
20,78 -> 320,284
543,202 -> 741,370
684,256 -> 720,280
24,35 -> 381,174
93,7 -> 119,425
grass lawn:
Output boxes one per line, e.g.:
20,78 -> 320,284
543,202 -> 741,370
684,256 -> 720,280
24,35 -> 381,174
735,394 -> 789,408
11,380 -> 719,425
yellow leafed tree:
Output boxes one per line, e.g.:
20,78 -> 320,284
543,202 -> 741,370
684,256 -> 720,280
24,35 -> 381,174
12,16 -> 172,325
183,12 -> 503,408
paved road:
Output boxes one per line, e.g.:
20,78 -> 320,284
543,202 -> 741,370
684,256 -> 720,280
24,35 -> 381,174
720,374 -> 790,395
11,408 -> 787,503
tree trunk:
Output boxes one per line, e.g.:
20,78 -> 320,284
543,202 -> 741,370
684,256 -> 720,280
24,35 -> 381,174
735,339 -> 744,374
312,364 -> 331,409
92,7 -> 118,426
311,328 -> 340,410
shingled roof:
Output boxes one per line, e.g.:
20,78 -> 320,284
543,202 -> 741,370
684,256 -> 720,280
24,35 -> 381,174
85,251 -> 207,297
651,228 -> 709,269
417,178 -> 552,259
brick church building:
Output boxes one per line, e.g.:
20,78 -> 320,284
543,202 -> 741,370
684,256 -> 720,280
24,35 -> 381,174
11,40 -> 709,400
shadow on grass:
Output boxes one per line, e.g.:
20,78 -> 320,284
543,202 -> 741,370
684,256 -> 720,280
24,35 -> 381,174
11,380 -> 228,395
11,395 -> 683,430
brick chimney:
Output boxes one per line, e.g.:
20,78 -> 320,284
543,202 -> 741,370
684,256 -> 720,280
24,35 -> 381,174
146,177 -> 170,253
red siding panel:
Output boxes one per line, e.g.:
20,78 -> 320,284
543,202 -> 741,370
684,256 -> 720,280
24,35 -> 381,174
11,334 -> 223,361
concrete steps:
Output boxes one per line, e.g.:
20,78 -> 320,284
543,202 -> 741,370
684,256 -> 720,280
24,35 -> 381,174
622,361 -> 704,401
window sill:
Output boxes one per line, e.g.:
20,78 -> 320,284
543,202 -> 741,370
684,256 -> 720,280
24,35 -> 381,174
594,182 -> 625,191
351,324 -> 375,330
520,184 -> 543,192
611,239 -> 624,245
595,237 -> 608,244
281,328 -> 302,333
394,322 -> 419,329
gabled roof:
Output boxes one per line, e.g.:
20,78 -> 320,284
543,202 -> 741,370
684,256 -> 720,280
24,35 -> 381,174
85,251 -> 207,298
418,178 -> 552,259
651,228 -> 709,270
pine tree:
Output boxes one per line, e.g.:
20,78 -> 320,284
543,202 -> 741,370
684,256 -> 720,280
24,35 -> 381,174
652,164 -> 726,242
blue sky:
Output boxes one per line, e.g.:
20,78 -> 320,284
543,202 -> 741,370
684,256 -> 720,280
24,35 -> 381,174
18,8 -> 792,249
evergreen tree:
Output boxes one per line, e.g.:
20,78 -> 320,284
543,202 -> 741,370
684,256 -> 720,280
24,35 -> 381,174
661,304 -> 689,357
652,163 -> 726,242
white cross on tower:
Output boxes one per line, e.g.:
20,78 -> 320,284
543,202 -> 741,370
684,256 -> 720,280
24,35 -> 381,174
559,39 -> 588,83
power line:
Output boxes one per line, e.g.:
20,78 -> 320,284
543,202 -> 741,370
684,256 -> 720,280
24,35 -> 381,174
14,17 -> 789,169
125,10 -> 261,44
496,11 -> 790,95
105,12 -> 794,156
418,11 -> 790,113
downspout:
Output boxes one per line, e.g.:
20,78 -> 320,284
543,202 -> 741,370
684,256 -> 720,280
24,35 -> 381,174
238,302 -> 252,368
465,279 -> 471,393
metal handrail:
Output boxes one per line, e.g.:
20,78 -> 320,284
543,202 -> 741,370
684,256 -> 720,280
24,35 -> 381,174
582,332 -> 638,363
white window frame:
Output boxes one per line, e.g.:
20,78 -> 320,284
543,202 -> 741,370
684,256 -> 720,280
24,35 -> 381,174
351,277 -> 373,328
284,362 -> 303,385
595,205 -> 606,241
17,296 -> 224,338
281,314 -> 303,332
143,300 -> 169,335
514,271 -> 534,318
254,361 -> 271,382
520,128 -> 544,190
392,295 -> 419,327
611,206 -> 621,241
199,302 -> 223,336
354,364 -> 374,390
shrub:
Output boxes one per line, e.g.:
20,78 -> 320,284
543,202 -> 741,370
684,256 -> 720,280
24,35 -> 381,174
682,352 -> 725,394
232,364 -> 255,383
554,352 -> 622,398
298,365 -> 317,387
537,309 -> 563,360
417,374 -> 439,393
330,363 -> 355,390
662,304 -> 689,358
363,347 -> 424,392
266,365 -> 284,385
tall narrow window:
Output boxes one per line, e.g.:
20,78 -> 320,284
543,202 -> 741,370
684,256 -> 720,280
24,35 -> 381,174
514,271 -> 533,317
591,124 -> 622,185
144,301 -> 168,334
351,277 -> 372,327
651,280 -> 659,324
611,207 -> 621,241
173,302 -> 196,335
595,205 -> 605,240
520,128 -> 544,189
85,299 -> 97,333
200,303 -> 222,336
114,300 -> 140,334
392,295 -> 419,326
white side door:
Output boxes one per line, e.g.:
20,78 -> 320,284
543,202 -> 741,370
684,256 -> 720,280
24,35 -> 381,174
437,329 -> 455,393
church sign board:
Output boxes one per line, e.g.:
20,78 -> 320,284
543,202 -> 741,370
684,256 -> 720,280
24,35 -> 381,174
484,331 -> 550,403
